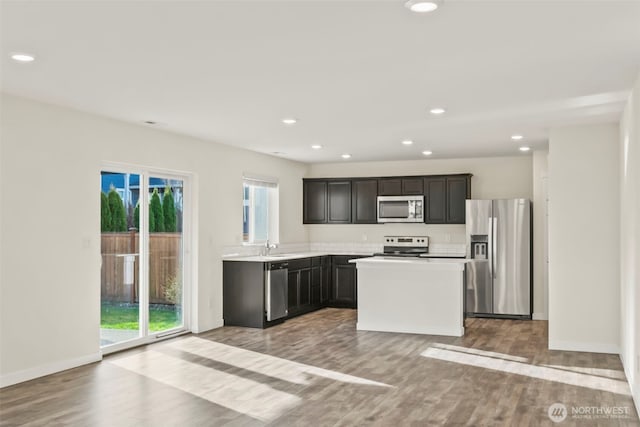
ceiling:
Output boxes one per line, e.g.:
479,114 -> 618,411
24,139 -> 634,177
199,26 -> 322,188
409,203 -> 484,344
2,1 -> 640,163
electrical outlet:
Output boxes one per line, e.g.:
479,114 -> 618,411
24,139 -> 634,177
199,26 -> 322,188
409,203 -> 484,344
362,234 -> 368,242
208,298 -> 213,308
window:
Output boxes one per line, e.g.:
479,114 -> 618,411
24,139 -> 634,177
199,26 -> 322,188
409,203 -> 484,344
242,176 -> 279,244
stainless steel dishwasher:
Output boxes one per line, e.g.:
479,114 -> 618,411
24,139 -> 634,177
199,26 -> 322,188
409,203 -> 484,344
265,261 -> 288,321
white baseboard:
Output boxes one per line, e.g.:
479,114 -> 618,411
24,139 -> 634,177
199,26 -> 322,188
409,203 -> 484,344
621,356 -> 640,419
548,339 -> 619,355
532,312 -> 548,320
0,352 -> 102,388
192,318 -> 224,334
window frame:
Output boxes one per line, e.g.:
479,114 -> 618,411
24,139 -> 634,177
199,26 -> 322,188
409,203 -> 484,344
242,175 -> 279,245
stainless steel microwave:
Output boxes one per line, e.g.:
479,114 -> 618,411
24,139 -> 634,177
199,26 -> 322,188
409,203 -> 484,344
377,195 -> 424,223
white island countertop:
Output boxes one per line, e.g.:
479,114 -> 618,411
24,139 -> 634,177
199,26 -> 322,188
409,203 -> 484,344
352,256 -> 468,337
350,256 -> 470,269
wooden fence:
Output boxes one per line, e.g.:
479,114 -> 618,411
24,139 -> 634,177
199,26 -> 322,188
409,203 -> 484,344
101,232 -> 182,304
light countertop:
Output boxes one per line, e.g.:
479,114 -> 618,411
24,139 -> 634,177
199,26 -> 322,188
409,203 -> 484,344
350,256 -> 471,264
223,251 -> 373,262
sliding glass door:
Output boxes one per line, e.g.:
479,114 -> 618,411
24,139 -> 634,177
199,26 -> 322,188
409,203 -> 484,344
100,167 -> 189,351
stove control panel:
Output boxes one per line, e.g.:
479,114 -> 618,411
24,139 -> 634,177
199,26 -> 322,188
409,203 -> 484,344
383,236 -> 429,246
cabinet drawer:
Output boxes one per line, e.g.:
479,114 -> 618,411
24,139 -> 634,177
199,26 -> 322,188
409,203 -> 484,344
288,258 -> 311,270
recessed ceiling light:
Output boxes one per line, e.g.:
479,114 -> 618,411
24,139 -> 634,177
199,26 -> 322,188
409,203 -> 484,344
282,118 -> 297,125
10,53 -> 35,62
341,154 -> 351,159
429,107 -> 446,115
402,140 -> 414,146
271,151 -> 286,155
422,150 -> 433,156
143,120 -> 157,125
311,144 -> 323,150
511,135 -> 524,141
405,0 -> 439,13
519,146 -> 531,152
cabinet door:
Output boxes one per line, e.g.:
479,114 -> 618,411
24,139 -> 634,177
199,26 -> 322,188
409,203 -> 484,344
424,177 -> 446,224
303,181 -> 327,224
333,265 -> 356,304
311,266 -> 321,306
328,181 -> 352,223
378,178 -> 402,196
402,178 -> 423,195
446,176 -> 469,224
352,179 -> 378,224
321,261 -> 331,304
332,264 -> 357,307
287,270 -> 299,315
299,268 -> 312,307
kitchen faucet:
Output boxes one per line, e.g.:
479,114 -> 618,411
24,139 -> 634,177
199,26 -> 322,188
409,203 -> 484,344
263,239 -> 277,256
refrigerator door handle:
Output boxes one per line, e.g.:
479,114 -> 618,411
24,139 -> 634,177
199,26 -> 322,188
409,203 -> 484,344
487,216 -> 493,279
492,217 -> 497,279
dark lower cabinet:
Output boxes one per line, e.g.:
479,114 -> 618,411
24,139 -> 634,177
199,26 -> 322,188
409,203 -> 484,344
287,258 -> 314,318
320,256 -> 331,304
287,270 -> 300,315
224,255 -> 365,328
329,255 -> 363,308
223,261 -> 285,328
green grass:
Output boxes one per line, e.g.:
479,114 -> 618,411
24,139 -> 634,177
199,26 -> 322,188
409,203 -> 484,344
101,303 -> 181,332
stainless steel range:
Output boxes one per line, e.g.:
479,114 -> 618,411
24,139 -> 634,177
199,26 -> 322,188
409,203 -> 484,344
375,236 -> 429,257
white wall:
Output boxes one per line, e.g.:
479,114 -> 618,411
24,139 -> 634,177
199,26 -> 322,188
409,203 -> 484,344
619,74 -> 640,413
0,93 -> 308,386
548,123 -> 620,354
532,150 -> 549,320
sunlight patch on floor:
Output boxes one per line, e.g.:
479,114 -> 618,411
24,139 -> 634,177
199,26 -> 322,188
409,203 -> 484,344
540,364 -> 628,380
421,347 -> 631,396
169,336 -> 393,388
431,343 -> 529,363
108,350 -> 300,422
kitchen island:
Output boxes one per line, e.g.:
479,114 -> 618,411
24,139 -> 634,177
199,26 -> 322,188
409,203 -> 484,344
350,257 -> 470,337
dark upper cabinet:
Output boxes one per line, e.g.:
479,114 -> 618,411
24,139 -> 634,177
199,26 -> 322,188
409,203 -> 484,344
424,175 -> 471,224
327,181 -> 352,223
379,177 -> 423,195
303,181 -> 327,224
304,174 -> 471,225
402,178 -> 424,195
424,177 -> 447,224
447,176 -> 470,224
378,178 -> 402,196
352,179 -> 378,224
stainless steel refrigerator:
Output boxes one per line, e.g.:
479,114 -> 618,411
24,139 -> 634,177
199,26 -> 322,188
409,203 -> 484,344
465,199 -> 531,318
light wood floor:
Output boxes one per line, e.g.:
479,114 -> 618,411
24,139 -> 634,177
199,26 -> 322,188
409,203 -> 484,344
1,309 -> 638,426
